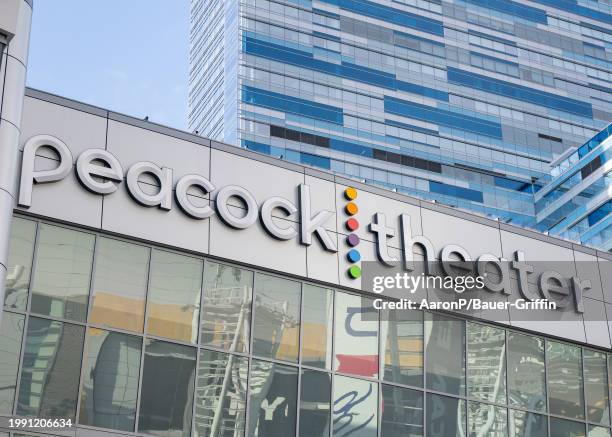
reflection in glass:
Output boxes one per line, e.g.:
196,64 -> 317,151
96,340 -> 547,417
333,375 -> 377,437
248,360 -> 298,437
252,274 -> 301,362
147,250 -> 203,343
334,292 -> 378,378
138,339 -> 196,436
547,341 -> 585,419
300,370 -> 330,437
0,312 -> 24,414
425,313 -> 465,396
194,349 -> 248,437
5,218 -> 36,310
79,328 -> 141,431
584,350 -> 609,425
17,317 -> 85,419
301,285 -> 333,369
30,224 -> 95,322
426,393 -> 465,437
201,262 -> 253,353
507,332 -> 546,412
381,384 -> 423,437
509,410 -> 547,437
589,426 -> 611,437
381,310 -> 422,387
89,238 -> 150,332
549,417 -> 586,437
468,402 -> 507,436
467,323 -> 506,404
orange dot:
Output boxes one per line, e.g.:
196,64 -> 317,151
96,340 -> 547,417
344,187 -> 358,200
345,202 -> 358,215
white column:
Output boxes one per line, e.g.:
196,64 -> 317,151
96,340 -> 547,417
0,0 -> 32,323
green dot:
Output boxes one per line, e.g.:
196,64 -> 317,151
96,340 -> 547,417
348,265 -> 362,279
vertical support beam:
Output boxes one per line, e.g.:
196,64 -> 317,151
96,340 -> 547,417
0,0 -> 33,324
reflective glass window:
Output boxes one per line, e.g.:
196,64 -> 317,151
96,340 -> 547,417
299,370 -> 330,437
194,349 -> 248,437
381,310 -> 423,387
468,402 -> 507,436
30,224 -> 95,322
467,323 -> 506,404
381,384 -> 423,437
252,274 -> 301,362
0,312 -> 24,414
425,313 -> 465,396
333,375 -> 377,437
547,341 -> 585,419
17,317 -> 85,419
201,262 -> 253,353
507,332 -> 546,412
508,410 -> 547,437
5,218 -> 36,310
549,418 -> 586,437
138,339 -> 196,436
334,292 -> 378,378
79,328 -> 141,431
588,426 -> 611,437
301,284 -> 333,369
426,393 -> 466,437
89,238 -> 150,332
146,250 -> 203,343
583,350 -> 609,425
248,359 -> 298,437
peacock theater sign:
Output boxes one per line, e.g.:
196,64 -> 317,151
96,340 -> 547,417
17,134 -> 590,314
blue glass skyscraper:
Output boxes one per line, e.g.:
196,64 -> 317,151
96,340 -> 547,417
188,0 -> 612,233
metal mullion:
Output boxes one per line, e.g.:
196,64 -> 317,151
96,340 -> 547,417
244,271 -> 257,437
422,312 -> 428,437
377,299 -> 383,437
329,289 -> 337,437
296,282 -> 304,437
581,347 -> 588,427
544,339 -> 551,437
12,218 -> 41,416
133,247 -> 153,434
464,320 -> 469,435
191,259 -> 207,436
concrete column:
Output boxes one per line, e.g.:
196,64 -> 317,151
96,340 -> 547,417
0,0 -> 32,323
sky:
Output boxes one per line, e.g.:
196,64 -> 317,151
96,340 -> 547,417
27,1 -> 190,130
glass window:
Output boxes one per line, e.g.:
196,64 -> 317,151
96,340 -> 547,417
201,262 -> 253,353
468,402 -> 507,436
5,218 -> 36,310
588,426 -> 611,437
0,312 -> 24,414
252,274 -> 301,362
334,292 -> 378,378
584,350 -> 609,425
467,323 -> 506,404
426,393 -> 465,437
381,384 -> 423,437
547,341 -> 585,420
194,349 -> 248,437
146,250 -> 203,343
425,313 -> 465,396
17,317 -> 85,419
301,284 -> 333,369
248,359 -> 298,437
333,375 -> 377,437
30,224 -> 95,322
299,370 -> 330,437
381,310 -> 423,387
509,410 -> 547,437
79,328 -> 141,431
549,418 -> 586,437
507,332 -> 546,412
89,238 -> 150,332
138,339 -> 196,436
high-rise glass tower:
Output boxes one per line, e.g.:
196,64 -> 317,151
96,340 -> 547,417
188,0 -> 612,231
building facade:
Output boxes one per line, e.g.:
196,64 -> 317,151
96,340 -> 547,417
0,88 -> 611,437
188,0 -> 612,232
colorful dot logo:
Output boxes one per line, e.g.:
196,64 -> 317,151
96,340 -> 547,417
344,187 -> 361,280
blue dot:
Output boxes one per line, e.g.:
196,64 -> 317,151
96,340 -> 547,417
347,249 -> 361,263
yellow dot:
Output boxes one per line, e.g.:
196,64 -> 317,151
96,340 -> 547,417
346,202 -> 358,215
344,187 -> 358,200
